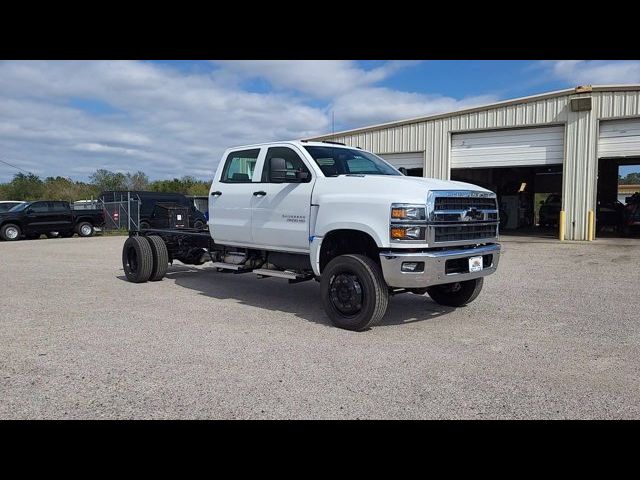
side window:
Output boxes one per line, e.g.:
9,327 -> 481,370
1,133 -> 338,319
262,147 -> 311,182
30,202 -> 50,213
221,148 -> 260,183
51,202 -> 68,212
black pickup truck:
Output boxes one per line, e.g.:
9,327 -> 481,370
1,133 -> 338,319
0,200 -> 104,241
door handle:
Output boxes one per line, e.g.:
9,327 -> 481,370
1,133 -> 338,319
253,191 -> 267,197
211,191 -> 222,197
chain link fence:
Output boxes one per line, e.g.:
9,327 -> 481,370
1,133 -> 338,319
74,194 -> 141,232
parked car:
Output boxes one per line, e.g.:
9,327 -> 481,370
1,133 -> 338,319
0,201 -> 25,213
121,140 -> 502,331
99,191 -> 208,230
538,193 -> 626,232
0,200 -> 104,241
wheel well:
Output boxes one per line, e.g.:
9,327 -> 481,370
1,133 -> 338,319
0,220 -> 21,229
319,229 -> 380,273
76,217 -> 93,225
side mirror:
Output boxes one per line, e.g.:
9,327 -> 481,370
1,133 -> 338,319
399,167 -> 408,176
270,158 -> 287,183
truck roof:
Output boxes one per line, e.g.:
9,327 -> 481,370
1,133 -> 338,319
226,139 -> 356,150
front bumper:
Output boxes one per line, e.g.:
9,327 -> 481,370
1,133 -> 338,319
379,243 -> 501,288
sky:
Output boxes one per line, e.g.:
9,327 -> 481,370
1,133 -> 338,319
1,60 -> 640,183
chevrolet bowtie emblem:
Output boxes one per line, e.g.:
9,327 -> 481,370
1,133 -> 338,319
462,207 -> 483,221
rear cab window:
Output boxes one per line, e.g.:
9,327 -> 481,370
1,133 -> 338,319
221,149 -> 260,183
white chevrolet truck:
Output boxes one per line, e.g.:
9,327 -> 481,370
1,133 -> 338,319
122,140 -> 501,331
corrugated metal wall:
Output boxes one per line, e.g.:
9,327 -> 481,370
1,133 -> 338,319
313,88 -> 640,240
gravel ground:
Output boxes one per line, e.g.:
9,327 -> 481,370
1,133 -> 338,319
1,234 -> 639,419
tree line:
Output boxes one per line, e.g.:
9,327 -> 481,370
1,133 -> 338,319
619,172 -> 640,185
0,170 -> 211,202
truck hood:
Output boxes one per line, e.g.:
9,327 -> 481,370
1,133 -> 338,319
313,175 -> 493,204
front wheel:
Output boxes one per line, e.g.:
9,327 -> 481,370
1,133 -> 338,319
426,278 -> 484,307
320,254 -> 389,331
1,223 -> 22,241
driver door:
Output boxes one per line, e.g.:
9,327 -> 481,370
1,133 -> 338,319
251,146 -> 315,252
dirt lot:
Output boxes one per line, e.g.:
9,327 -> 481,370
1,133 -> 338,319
1,234 -> 639,419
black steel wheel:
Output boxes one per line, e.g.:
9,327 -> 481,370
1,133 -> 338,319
320,254 -> 389,331
122,236 -> 153,283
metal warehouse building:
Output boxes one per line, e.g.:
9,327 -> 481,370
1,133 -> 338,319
310,85 -> 640,241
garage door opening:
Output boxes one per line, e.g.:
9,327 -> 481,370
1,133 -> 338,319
451,165 -> 563,238
596,158 -> 640,237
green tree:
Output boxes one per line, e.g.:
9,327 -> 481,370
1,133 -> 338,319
89,169 -> 128,191
126,171 -> 150,190
619,171 -> 640,185
5,173 -> 45,200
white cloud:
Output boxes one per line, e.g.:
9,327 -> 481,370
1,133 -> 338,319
540,60 -> 640,85
0,60 -> 498,182
215,60 -> 418,99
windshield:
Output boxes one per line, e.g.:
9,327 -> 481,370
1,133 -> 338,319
0,203 -> 20,213
8,202 -> 30,212
304,146 -> 401,177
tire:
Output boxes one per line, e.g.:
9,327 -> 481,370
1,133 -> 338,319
139,220 -> 151,230
122,236 -> 153,283
76,222 -> 94,237
146,235 -> 169,281
1,223 -> 22,241
193,220 -> 205,230
426,278 -> 484,307
320,254 -> 389,331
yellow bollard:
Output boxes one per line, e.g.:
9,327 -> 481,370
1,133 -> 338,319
588,210 -> 595,241
559,210 -> 565,241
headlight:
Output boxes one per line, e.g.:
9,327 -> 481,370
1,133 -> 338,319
390,204 -> 426,221
390,226 -> 425,240
390,203 -> 427,242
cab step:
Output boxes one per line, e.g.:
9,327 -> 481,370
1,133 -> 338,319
253,269 -> 313,283
210,262 -> 253,273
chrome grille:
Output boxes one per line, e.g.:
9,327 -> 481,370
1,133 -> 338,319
427,190 -> 499,245
434,197 -> 498,211
434,224 -> 498,243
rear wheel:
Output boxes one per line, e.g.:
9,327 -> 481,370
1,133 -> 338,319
147,235 -> 169,281
426,278 -> 484,307
122,236 -> 153,283
320,254 -> 389,331
139,220 -> 151,230
77,222 -> 94,237
193,219 -> 205,230
1,223 -> 22,241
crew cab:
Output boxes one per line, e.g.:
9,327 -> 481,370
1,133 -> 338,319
0,200 -> 104,241
121,141 -> 501,331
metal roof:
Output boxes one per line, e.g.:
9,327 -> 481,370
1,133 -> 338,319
310,84 -> 640,139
